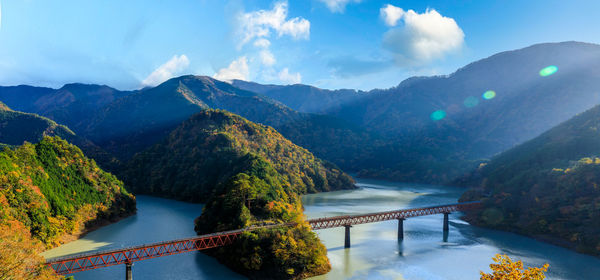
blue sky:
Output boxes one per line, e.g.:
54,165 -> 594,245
0,0 -> 598,90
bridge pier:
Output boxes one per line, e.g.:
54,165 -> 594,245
125,262 -> 133,280
443,212 -> 449,232
344,225 -> 352,248
397,218 -> 404,240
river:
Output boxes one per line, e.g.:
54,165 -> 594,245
43,178 -> 600,279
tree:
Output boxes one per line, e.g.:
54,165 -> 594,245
480,254 -> 549,280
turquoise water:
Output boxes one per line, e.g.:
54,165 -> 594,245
45,178 -> 600,279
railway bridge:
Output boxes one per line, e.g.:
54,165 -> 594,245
45,201 -> 480,279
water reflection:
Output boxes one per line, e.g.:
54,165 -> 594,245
303,178 -> 600,280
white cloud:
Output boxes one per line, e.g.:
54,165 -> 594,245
237,1 -> 310,47
253,38 -> 271,49
380,4 -> 404,26
278,68 -> 301,84
259,50 -> 276,66
141,55 -> 190,87
213,56 -> 250,82
319,0 -> 361,13
381,7 -> 464,64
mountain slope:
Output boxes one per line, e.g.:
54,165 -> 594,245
0,105 -> 121,172
331,41 -> 600,182
0,137 -> 136,278
0,104 -> 76,146
232,80 -> 367,114
124,110 -> 355,279
84,75 -> 372,170
123,109 -> 355,202
459,104 -> 600,255
0,83 -> 133,134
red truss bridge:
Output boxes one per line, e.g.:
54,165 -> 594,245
45,201 -> 480,279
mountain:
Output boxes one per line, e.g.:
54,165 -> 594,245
0,103 -> 76,146
0,83 -> 133,134
0,136 -> 136,279
124,110 -> 354,278
4,42 -> 599,185
459,104 -> 600,255
0,105 -> 121,172
83,75 -> 372,169
232,80 -> 367,114
123,109 -> 355,202
327,41 -> 600,182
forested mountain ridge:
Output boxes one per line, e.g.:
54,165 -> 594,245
0,103 -> 76,146
123,109 -> 355,202
124,110 -> 354,278
0,83 -> 134,134
2,42 -> 599,185
329,41 -> 600,182
0,137 -> 136,279
459,104 -> 600,255
232,80 -> 368,114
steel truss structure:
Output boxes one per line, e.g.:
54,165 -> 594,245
307,201 -> 481,230
46,201 -> 480,275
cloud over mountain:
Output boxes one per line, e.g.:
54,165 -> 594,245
213,56 -> 250,82
142,55 -> 190,87
381,6 -> 464,65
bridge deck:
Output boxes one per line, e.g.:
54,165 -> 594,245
45,201 -> 480,275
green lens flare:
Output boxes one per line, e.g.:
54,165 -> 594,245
539,65 -> 558,77
463,96 -> 479,108
430,110 -> 446,121
482,90 -> 496,100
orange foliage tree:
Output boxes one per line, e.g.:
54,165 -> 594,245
480,254 -> 549,280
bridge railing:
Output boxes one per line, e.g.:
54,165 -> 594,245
307,201 -> 480,230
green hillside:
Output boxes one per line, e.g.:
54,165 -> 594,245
124,109 -> 355,202
124,110 -> 353,278
0,136 -> 136,278
459,104 -> 600,255
0,104 -> 75,146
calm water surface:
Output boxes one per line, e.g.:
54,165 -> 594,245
45,179 -> 600,279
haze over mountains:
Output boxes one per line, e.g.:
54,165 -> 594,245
1,41 -> 599,184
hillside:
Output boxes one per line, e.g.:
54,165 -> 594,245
124,110 -> 354,278
82,75 -> 372,171
232,80 -> 367,114
330,41 -> 600,182
0,83 -> 133,134
0,104 -> 76,146
0,137 -> 136,279
123,109 -> 355,202
459,104 -> 600,255
0,105 -> 121,173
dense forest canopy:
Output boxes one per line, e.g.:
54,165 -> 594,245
124,109 -> 355,202
0,137 -> 136,279
460,104 -> 600,255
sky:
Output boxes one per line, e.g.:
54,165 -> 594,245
0,0 -> 598,91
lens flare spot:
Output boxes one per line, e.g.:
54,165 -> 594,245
430,110 -> 446,121
539,65 -> 558,77
463,96 -> 479,108
482,90 -> 496,100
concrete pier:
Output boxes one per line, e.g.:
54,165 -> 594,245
344,225 -> 352,248
397,218 -> 404,240
443,212 -> 449,232
126,262 -> 133,280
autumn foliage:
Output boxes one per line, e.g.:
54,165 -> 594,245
480,254 -> 549,280
0,136 -> 136,279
